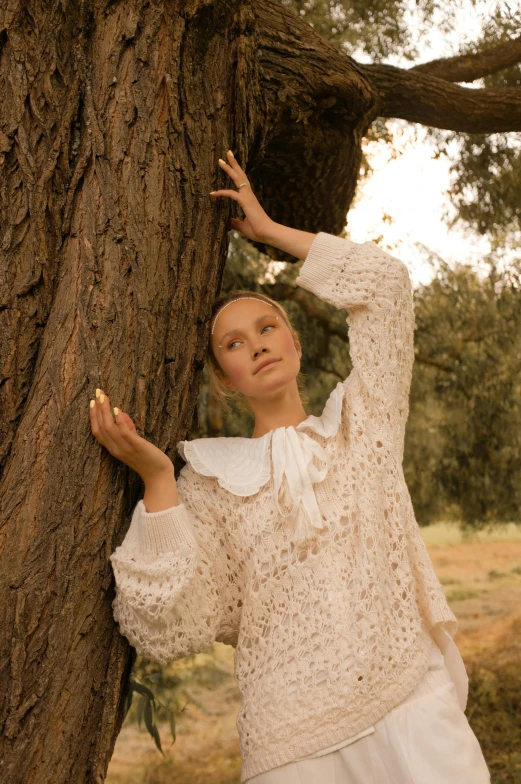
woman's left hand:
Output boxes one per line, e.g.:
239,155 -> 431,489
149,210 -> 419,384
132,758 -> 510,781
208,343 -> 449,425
210,150 -> 273,243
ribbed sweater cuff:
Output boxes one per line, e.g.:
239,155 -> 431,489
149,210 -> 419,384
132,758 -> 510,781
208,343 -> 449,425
136,499 -> 198,556
296,232 -> 355,297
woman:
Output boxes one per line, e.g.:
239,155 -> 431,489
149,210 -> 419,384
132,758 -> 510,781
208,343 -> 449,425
89,151 -> 491,783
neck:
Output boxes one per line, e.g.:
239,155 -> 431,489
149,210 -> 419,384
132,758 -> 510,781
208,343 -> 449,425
249,383 -> 308,438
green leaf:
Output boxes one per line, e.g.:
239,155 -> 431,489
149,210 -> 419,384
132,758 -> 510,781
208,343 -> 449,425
136,694 -> 146,728
144,699 -> 164,755
124,685 -> 133,715
131,680 -> 156,702
169,709 -> 176,743
143,698 -> 154,735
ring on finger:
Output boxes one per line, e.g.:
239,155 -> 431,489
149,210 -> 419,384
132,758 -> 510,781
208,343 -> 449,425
237,182 -> 247,189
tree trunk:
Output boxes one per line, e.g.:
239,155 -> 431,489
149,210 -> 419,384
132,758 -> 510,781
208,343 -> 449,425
1,1 -> 519,781
0,1 -> 260,781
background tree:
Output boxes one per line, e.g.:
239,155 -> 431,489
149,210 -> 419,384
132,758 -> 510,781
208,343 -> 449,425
407,253 -> 521,529
425,5 -> 521,247
1,1 -> 520,781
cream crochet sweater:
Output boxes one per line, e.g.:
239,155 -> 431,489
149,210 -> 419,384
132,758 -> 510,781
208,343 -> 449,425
110,232 -> 460,782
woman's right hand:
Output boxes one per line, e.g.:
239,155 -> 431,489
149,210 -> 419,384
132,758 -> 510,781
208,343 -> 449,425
89,388 -> 174,484
211,150 -> 274,243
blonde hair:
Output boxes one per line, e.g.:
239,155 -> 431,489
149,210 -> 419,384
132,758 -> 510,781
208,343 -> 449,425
207,290 -> 308,417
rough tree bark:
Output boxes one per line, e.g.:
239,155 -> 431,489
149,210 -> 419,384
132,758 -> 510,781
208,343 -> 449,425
0,2 -> 260,781
0,1 -> 520,782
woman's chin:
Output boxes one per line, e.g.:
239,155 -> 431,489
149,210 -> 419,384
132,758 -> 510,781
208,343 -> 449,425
247,371 -> 299,396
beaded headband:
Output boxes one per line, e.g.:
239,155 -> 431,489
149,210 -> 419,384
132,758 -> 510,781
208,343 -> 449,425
211,297 -> 280,348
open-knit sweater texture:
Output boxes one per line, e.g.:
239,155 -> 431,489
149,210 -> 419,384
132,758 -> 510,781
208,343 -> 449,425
110,232 -> 459,782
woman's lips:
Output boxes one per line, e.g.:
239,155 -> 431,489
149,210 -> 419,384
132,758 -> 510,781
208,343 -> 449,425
255,359 -> 281,374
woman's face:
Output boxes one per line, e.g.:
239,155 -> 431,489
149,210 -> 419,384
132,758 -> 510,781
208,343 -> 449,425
211,299 -> 301,398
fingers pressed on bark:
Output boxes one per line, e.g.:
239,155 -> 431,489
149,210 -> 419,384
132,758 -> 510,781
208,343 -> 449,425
210,189 -> 241,200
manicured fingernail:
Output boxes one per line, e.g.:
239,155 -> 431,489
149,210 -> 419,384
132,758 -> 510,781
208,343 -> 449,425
218,158 -> 226,165
114,407 -> 119,416
209,191 -> 216,195
90,400 -> 95,409
96,388 -> 101,397
100,394 -> 105,403
227,150 -> 234,158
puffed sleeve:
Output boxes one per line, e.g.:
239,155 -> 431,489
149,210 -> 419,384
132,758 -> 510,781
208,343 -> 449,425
109,468 -> 243,665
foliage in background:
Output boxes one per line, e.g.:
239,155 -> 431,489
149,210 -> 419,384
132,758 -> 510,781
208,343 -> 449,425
123,649 -> 240,758
466,619 -> 521,783
124,660 -> 189,754
279,0 -> 468,61
408,250 -> 521,529
421,3 -> 521,245
454,5 -> 521,246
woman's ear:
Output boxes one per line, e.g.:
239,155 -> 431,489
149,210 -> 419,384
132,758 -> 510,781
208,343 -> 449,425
214,366 -> 236,392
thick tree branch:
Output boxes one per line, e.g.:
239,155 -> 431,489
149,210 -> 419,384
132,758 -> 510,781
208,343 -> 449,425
410,34 -> 521,83
363,63 -> 521,132
252,0 -> 521,249
244,2 -> 521,249
244,1 -> 378,255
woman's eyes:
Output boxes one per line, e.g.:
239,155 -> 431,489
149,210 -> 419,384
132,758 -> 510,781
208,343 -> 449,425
227,324 -> 275,350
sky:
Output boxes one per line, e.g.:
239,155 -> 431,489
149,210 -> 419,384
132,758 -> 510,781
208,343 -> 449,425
346,123 -> 492,286
343,0 -> 504,286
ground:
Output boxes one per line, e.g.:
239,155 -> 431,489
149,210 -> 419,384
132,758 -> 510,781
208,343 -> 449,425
106,522 -> 521,784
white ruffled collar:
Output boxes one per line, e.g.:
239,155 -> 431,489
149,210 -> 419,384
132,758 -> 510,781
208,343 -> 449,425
177,382 -> 345,546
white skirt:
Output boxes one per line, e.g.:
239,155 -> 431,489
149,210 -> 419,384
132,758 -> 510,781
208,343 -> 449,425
245,633 -> 490,784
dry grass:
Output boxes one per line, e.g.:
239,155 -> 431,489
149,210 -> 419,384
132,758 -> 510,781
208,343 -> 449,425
420,521 -> 521,548
107,521 -> 521,784
424,523 -> 521,664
